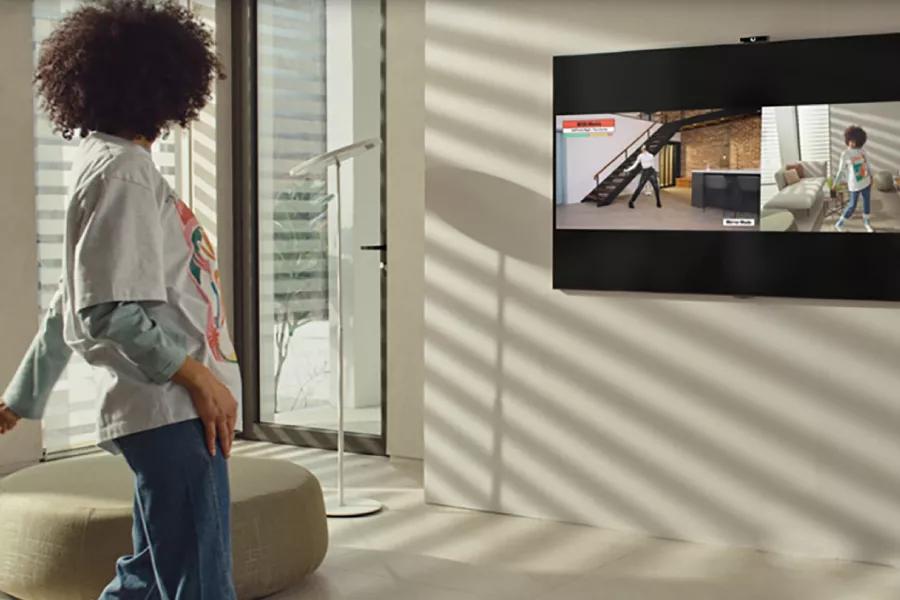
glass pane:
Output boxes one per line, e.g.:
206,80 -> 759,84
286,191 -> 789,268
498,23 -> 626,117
256,0 -> 383,436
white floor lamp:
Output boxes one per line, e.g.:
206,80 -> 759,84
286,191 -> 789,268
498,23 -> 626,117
289,138 -> 383,518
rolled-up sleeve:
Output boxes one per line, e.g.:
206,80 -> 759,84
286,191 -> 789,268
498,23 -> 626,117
80,302 -> 187,384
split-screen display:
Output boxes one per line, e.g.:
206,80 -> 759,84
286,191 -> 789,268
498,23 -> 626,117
555,101 -> 900,234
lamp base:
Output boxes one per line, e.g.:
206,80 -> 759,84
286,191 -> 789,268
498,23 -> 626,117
325,496 -> 383,518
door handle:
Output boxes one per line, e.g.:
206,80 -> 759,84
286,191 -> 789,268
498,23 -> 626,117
360,244 -> 387,272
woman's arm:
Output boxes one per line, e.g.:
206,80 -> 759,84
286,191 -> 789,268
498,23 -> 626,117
82,303 -> 237,458
2,298 -> 237,456
2,296 -> 187,424
79,302 -> 187,384
2,283 -> 72,421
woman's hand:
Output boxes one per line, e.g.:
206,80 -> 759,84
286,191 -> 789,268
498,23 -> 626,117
0,402 -> 21,434
171,357 -> 238,458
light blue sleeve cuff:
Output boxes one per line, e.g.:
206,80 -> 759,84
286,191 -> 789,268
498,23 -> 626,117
153,341 -> 188,384
4,287 -> 72,420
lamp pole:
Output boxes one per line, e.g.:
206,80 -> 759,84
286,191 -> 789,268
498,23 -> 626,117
290,139 -> 383,518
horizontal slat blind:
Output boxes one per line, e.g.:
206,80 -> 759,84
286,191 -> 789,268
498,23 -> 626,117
759,107 -> 782,201
256,0 -> 329,415
797,104 -> 830,169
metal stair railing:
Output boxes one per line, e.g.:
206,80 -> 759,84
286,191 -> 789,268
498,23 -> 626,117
592,123 -> 658,185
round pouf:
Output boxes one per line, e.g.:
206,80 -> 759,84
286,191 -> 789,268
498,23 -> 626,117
760,208 -> 796,232
0,454 -> 328,600
874,170 -> 895,192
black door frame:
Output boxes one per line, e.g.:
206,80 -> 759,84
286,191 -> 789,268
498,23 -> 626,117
231,0 -> 387,456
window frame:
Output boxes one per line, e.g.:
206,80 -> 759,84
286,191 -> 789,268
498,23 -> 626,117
231,0 -> 387,456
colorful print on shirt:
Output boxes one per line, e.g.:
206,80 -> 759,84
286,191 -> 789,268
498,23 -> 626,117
850,153 -> 869,183
175,199 -> 239,364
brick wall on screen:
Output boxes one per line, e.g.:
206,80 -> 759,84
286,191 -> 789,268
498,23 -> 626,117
680,116 -> 761,174
729,116 -> 762,170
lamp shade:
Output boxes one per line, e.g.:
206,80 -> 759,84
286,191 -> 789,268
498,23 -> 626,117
288,138 -> 381,177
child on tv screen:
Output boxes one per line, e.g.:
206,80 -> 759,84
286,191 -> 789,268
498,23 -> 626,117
833,125 -> 876,233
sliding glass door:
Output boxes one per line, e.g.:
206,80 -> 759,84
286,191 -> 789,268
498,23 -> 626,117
237,0 -> 385,454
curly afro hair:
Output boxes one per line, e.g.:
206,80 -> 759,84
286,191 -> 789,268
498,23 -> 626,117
844,125 -> 868,148
34,0 -> 224,141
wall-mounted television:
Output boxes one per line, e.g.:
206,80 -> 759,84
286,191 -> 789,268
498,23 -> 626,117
553,33 -> 900,300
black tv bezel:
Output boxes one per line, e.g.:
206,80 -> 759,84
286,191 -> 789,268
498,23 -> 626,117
553,32 -> 900,301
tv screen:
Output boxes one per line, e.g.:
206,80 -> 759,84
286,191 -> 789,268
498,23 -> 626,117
556,107 -> 763,231
553,33 -> 900,300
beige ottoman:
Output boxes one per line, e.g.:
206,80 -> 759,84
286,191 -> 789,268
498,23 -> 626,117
760,208 -> 797,232
0,454 -> 328,600
875,170 -> 895,192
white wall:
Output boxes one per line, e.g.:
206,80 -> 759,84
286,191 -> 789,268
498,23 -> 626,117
0,0 -> 44,473
558,113 -> 657,204
423,0 -> 900,565
386,0 -> 426,459
830,102 -> 900,176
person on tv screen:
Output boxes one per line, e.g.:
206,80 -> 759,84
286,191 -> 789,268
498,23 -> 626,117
625,145 -> 661,209
833,125 -> 875,233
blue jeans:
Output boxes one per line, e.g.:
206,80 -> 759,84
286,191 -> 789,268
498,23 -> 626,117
842,185 -> 872,219
99,419 -> 236,600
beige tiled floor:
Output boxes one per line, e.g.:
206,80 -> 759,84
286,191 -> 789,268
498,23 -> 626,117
818,188 -> 900,233
556,188 -> 749,231
4,440 -> 898,599
230,440 -> 900,600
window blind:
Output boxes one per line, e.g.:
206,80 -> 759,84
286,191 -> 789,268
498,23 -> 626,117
759,107 -> 782,201
797,105 -> 830,170
256,0 -> 329,414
